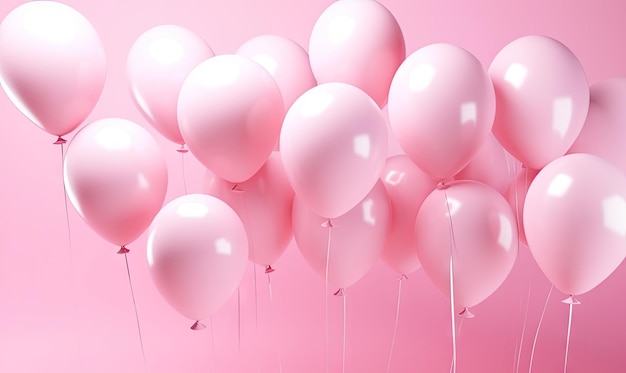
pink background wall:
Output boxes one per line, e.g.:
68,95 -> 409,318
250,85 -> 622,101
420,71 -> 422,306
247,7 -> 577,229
1,0 -> 626,372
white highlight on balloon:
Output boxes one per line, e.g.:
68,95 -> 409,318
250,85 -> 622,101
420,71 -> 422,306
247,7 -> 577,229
215,237 -> 233,255
95,126 -> 132,150
409,64 -> 436,91
362,198 -> 376,226
460,102 -> 477,125
445,198 -> 461,217
547,173 -> 573,197
602,195 -> 626,237
353,134 -> 371,159
552,97 -> 573,139
137,173 -> 150,190
23,3 -> 77,44
504,63 -> 528,89
251,53 -> 278,75
149,38 -> 185,66
298,90 -> 334,118
384,170 -> 405,186
177,202 -> 209,217
498,213 -> 514,250
328,15 -> 356,43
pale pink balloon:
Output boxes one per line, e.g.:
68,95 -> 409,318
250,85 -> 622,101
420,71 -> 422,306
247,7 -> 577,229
568,78 -> 626,173
178,54 -> 284,183
489,35 -> 589,170
63,118 -> 168,248
388,43 -> 495,180
280,82 -> 388,219
455,133 -> 520,196
506,167 -> 539,248
147,194 -> 248,322
415,181 -> 518,309
202,152 -> 294,267
127,24 -> 215,145
236,34 -> 316,113
308,0 -> 405,108
0,1 -> 106,138
380,155 -> 437,275
524,153 -> 626,296
293,181 -> 390,289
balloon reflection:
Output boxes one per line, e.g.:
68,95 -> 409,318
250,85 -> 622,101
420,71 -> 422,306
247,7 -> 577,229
552,97 -> 573,139
361,198 -> 376,226
547,173 -> 572,197
215,237 -> 233,255
149,38 -> 185,65
176,201 -> 209,218
95,126 -> 132,150
353,134 -> 371,159
602,195 -> 626,237
497,213 -> 514,250
328,15 -> 356,43
408,63 -> 435,91
460,102 -> 477,125
503,63 -> 527,89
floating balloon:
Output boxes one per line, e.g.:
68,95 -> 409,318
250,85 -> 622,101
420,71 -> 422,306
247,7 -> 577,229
0,1 -> 106,139
415,181 -> 518,309
388,43 -> 495,180
178,54 -> 284,183
147,194 -> 248,324
293,181 -> 390,289
63,118 -> 168,249
280,82 -> 387,219
489,35 -> 589,169
127,24 -> 215,145
308,0 -> 405,107
203,152 -> 294,267
524,153 -> 626,296
380,155 -> 437,275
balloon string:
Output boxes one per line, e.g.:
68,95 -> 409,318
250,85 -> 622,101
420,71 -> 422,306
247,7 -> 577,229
342,289 -> 347,373
324,220 -> 332,373
442,187 -> 458,373
60,143 -> 73,252
253,264 -> 260,373
529,285 -> 553,373
181,151 -> 188,195
386,275 -> 405,373
267,273 -> 284,373
449,317 -> 465,373
237,287 -> 241,352
123,253 -> 148,372
515,282 -> 532,373
563,301 -> 574,373
210,316 -> 217,373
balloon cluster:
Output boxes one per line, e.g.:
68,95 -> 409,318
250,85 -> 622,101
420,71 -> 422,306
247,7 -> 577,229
2,0 -> 626,326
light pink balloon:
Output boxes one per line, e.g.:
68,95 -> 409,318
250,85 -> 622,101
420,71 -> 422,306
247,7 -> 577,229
178,54 -> 284,183
568,78 -> 626,173
147,194 -> 248,322
489,35 -> 589,170
280,82 -> 388,219
524,153 -> 626,296
308,0 -> 405,108
455,133 -> 520,196
127,25 -> 215,145
236,34 -> 316,113
63,118 -> 168,248
388,43 -> 495,180
506,167 -> 539,248
415,181 -> 518,309
202,152 -> 294,267
293,181 -> 390,289
380,155 -> 437,275
0,1 -> 106,138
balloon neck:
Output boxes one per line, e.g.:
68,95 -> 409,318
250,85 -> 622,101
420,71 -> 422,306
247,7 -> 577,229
117,246 -> 130,254
265,265 -> 275,274
190,321 -> 206,330
333,288 -> 345,297
399,274 -> 408,280
321,219 -> 335,228
53,136 -> 67,145
231,184 -> 243,193
176,144 -> 189,154
436,178 -> 455,190
562,295 -> 580,305
458,307 -> 475,319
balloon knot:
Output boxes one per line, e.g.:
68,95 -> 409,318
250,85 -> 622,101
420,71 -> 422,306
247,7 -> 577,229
321,219 -> 335,228
459,308 -> 475,319
562,295 -> 580,305
436,178 -> 454,190
176,144 -> 189,153
333,288 -> 345,297
53,136 -> 67,145
265,265 -> 275,274
117,246 -> 130,254
399,274 -> 408,280
190,321 -> 206,330
231,184 -> 243,192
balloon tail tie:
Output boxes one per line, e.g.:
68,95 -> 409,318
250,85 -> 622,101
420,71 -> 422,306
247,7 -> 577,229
123,252 -> 148,372
386,275 -> 405,373
53,136 -> 67,145
117,246 -> 130,254
334,288 -> 345,297
563,298 -> 575,373
561,295 -> 580,305
265,265 -> 275,274
190,321 -> 206,330
176,144 -> 189,153
529,285 -> 553,373
458,307 -> 474,319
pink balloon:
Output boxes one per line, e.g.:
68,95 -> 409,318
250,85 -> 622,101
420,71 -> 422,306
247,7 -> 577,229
380,155 -> 437,275
308,0 -> 405,108
568,78 -> 626,173
506,167 -> 539,248
236,34 -> 316,113
415,181 -> 518,309
127,25 -> 215,145
455,133 -> 520,196
0,1 -> 106,138
178,54 -> 284,183
147,194 -> 248,322
489,35 -> 589,170
63,118 -> 168,248
524,153 -> 626,296
202,152 -> 294,267
388,43 -> 495,180
293,181 -> 390,289
280,82 -> 387,219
